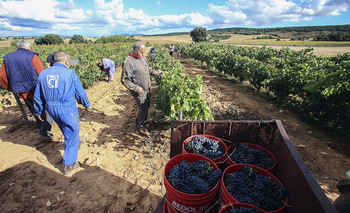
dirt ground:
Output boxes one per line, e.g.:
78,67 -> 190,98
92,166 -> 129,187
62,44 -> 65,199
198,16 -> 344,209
0,54 -> 349,212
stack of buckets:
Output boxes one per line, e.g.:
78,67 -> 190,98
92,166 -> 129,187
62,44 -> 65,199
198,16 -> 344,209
163,135 -> 288,213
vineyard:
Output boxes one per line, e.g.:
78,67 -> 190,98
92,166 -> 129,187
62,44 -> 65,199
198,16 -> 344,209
1,41 -> 350,137
180,43 -> 350,136
0,39 -> 349,212
0,42 -> 212,123
149,45 -> 212,121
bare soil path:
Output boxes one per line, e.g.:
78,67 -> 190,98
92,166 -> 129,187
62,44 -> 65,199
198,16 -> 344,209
0,55 -> 349,213
0,66 -> 170,212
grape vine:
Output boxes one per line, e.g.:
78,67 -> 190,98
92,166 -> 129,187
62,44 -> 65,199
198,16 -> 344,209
182,43 -> 350,135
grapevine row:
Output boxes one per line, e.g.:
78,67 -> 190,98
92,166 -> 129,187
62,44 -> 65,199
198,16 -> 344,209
182,43 -> 350,135
148,45 -> 213,121
0,42 -> 132,106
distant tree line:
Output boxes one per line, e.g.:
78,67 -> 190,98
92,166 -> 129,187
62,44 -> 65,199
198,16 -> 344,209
314,32 -> 350,41
256,35 -> 276,39
94,35 -> 135,43
190,25 -> 350,43
211,24 -> 350,41
31,34 -> 135,45
34,34 -> 64,45
209,33 -> 231,41
7,24 -> 350,46
69,35 -> 88,44
1,36 -> 36,42
213,24 -> 350,35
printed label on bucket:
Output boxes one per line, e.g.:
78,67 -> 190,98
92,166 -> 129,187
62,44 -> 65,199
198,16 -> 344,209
170,200 -> 210,213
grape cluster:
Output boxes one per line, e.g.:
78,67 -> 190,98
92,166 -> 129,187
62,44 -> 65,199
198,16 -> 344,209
184,136 -> 225,160
167,160 -> 222,194
224,165 -> 287,212
225,206 -> 261,213
229,144 -> 275,170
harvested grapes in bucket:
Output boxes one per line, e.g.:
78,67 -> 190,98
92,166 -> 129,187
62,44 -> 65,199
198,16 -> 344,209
166,160 -> 222,194
184,136 -> 225,160
229,144 -> 275,170
224,165 -> 287,212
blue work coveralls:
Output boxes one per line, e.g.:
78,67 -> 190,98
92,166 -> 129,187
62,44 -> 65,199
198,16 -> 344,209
34,63 -> 90,166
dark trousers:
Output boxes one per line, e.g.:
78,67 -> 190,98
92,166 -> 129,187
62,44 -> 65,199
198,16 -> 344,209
131,90 -> 151,130
24,97 -> 53,136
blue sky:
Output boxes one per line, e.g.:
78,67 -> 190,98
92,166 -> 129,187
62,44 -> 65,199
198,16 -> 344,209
0,0 -> 349,37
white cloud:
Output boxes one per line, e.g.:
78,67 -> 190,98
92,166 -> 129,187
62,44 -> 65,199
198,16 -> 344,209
158,15 -> 183,25
0,0 -> 349,36
206,0 -> 350,27
207,4 -> 247,26
301,17 -> 314,21
0,0 -> 59,21
157,13 -> 212,28
52,23 -> 80,30
93,0 -> 125,21
208,0 -> 300,26
185,13 -> 212,26
0,20 -> 33,31
86,10 -> 94,16
126,8 -> 148,20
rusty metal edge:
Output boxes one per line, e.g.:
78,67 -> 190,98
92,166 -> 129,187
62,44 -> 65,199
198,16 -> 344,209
275,120 -> 337,213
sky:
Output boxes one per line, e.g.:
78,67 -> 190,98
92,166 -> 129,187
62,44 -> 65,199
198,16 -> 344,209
0,0 -> 349,37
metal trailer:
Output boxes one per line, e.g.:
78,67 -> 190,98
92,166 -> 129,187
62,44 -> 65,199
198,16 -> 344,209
156,120 -> 338,213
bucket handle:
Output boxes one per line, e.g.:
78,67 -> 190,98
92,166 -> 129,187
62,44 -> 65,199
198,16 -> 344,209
208,136 -> 235,166
215,137 -> 234,145
217,146 -> 237,166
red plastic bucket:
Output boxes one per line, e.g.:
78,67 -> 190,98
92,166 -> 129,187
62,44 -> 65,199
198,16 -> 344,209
226,143 -> 276,173
218,203 -> 266,213
164,153 -> 220,213
220,164 -> 288,213
182,135 -> 227,168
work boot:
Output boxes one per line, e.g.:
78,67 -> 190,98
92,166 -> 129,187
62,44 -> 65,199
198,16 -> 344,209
138,125 -> 150,136
64,161 -> 81,175
38,132 -> 54,141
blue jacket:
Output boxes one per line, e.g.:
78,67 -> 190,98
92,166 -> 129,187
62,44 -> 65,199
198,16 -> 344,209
34,63 -> 90,115
4,48 -> 39,94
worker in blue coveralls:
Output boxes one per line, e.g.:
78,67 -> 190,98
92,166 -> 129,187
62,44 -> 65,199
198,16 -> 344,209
34,52 -> 91,175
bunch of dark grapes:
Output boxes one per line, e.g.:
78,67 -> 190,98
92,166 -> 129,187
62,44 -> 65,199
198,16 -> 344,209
225,206 -> 261,213
224,165 -> 287,212
167,160 -> 222,194
229,144 -> 275,170
184,136 -> 225,160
